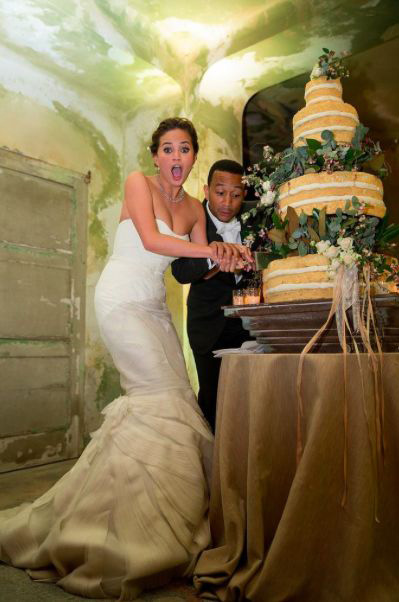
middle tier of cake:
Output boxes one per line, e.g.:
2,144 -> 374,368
278,171 -> 385,218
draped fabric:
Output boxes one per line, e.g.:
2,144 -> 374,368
194,353 -> 399,602
0,219 -> 213,600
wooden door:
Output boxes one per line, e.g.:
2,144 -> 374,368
0,149 -> 87,472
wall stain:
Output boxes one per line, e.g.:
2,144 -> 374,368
95,358 -> 122,411
53,101 -> 122,260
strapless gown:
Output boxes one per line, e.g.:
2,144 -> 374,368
0,219 -> 213,600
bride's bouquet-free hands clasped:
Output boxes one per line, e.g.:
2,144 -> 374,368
210,240 -> 255,273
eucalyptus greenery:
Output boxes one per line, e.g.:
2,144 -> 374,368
243,198 -> 399,284
244,126 -> 388,205
242,126 -> 389,251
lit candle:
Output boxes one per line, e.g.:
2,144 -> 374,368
233,290 -> 245,305
244,288 -> 261,304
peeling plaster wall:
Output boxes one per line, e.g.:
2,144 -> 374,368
0,44 -> 124,433
1,0 -> 398,441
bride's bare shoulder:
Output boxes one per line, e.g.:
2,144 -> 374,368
125,171 -> 147,184
125,171 -> 154,194
186,193 -> 205,215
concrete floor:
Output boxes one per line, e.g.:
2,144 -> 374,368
0,460 -> 201,601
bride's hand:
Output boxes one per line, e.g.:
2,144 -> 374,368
219,243 -> 255,272
209,242 -> 254,273
209,241 -> 238,264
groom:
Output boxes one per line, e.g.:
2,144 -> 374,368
172,159 -> 253,431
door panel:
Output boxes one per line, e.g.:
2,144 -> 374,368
1,356 -> 70,435
0,261 -> 71,338
0,150 -> 87,472
0,169 -> 72,249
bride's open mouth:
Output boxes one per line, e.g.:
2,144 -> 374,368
171,165 -> 183,181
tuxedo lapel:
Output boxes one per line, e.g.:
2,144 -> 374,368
202,200 -> 221,244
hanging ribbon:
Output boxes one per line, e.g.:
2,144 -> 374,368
296,263 -> 385,513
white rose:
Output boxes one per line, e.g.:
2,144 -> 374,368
330,258 -> 341,271
243,234 -> 254,247
325,245 -> 340,259
342,252 -> 355,266
241,212 -> 250,223
262,180 -> 271,192
311,65 -> 323,79
316,240 -> 331,255
260,190 -> 275,206
337,237 -> 353,251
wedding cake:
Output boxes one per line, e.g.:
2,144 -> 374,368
252,51 -> 396,304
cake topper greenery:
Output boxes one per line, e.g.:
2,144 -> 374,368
240,49 -> 399,290
310,48 -> 350,80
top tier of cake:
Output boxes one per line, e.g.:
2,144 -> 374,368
292,76 -> 359,147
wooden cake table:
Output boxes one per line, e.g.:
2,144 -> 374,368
223,294 -> 399,353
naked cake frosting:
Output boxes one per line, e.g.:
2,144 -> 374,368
293,76 -> 359,147
262,255 -> 332,303
278,171 -> 385,218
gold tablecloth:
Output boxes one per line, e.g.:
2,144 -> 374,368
194,353 -> 399,602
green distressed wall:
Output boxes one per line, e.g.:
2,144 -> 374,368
0,0 -> 398,428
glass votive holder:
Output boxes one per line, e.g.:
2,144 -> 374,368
232,289 -> 245,305
244,287 -> 261,305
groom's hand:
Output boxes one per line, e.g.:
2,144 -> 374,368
209,242 -> 255,272
220,244 -> 254,271
209,241 -> 242,272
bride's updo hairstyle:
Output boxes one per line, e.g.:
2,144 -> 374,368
150,117 -> 199,155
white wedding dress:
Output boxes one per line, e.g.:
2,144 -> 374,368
0,219 -> 213,600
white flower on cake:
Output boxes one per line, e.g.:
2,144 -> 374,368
263,145 -> 274,160
337,237 -> 353,251
342,251 -> 359,267
310,65 -> 323,79
315,240 -> 331,254
314,235 -> 360,276
325,245 -> 340,259
329,258 -> 341,275
243,233 -> 255,246
260,189 -> 276,206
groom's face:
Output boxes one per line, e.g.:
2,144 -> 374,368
205,171 -> 245,223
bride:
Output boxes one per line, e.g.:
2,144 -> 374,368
0,117 -> 251,600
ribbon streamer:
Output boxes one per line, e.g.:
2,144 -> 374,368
296,264 -> 385,512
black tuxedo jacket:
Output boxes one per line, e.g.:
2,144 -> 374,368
171,203 -> 249,355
